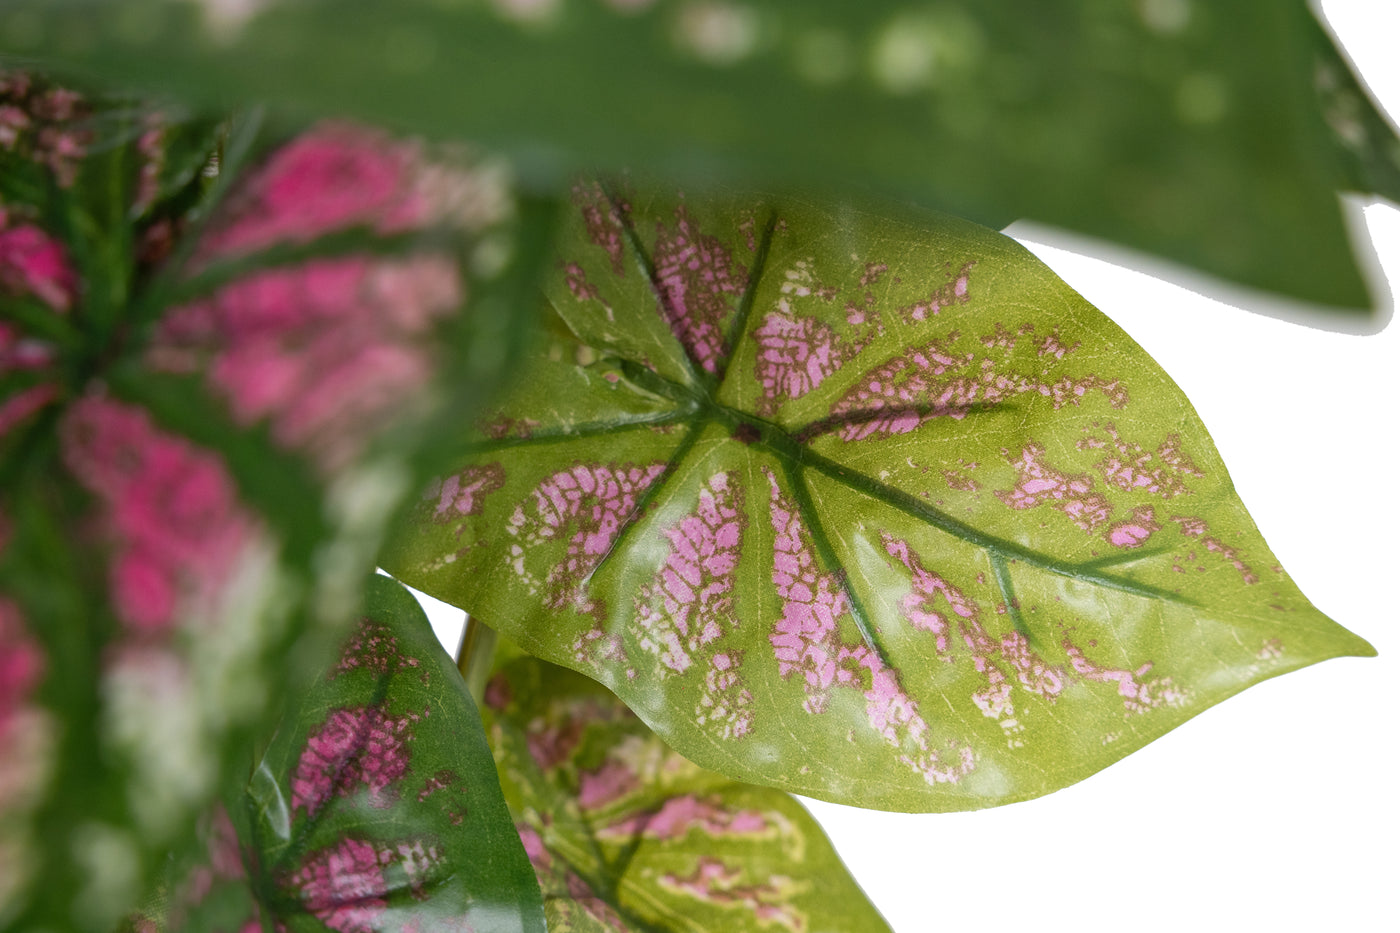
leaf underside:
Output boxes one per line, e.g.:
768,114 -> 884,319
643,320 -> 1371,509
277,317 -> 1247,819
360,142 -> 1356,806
3,0 -> 1396,309
381,180 -> 1375,813
485,647 -> 891,933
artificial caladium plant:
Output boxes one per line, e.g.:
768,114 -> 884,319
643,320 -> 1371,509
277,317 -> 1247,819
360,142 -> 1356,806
380,180 -> 1375,811
0,0 -> 1392,929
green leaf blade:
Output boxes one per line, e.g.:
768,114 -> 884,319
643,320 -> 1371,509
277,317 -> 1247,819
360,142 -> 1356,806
383,181 -> 1373,813
485,652 -> 892,933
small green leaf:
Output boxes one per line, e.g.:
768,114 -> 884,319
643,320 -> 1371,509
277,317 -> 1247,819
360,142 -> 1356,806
130,575 -> 547,933
381,181 -> 1374,813
485,648 -> 891,933
0,0 -> 1386,308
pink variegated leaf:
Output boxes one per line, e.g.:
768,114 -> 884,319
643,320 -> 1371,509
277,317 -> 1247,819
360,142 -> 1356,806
381,182 -> 1374,812
1,82 -> 548,928
484,649 -> 890,933
125,575 -> 545,933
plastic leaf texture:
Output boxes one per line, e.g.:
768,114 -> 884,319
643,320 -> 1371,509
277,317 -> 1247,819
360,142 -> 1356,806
0,74 -> 545,928
381,180 -> 1375,812
126,575 -> 547,933
484,647 -> 890,933
2,0 -> 1396,310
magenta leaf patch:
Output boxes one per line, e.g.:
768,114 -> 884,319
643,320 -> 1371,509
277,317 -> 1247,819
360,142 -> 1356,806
382,182 -> 1373,812
484,653 -> 891,933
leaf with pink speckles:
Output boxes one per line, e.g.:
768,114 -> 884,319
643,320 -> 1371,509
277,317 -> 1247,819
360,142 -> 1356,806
483,650 -> 890,933
134,575 -> 546,933
383,182 -> 1374,813
0,92 -> 553,928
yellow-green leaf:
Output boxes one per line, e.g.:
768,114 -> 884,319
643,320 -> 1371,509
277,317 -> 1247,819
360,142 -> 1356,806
381,182 -> 1374,812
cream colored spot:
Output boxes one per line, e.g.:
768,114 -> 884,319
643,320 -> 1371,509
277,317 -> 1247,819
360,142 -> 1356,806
490,0 -> 562,27
674,2 -> 760,67
869,10 -> 983,95
196,0 -> 271,40
1139,0 -> 1190,36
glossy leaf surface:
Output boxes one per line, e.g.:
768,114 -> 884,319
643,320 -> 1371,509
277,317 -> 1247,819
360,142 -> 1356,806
0,81 -> 546,928
3,0 -> 1395,309
484,648 -> 890,933
382,182 -> 1375,812
131,575 -> 547,933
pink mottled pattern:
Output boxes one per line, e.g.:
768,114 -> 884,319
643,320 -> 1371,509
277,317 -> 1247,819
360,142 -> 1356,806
599,794 -> 770,841
0,600 -> 42,731
60,397 -> 253,633
1105,505 -> 1160,549
0,320 -> 57,373
196,124 -> 427,260
765,469 -> 845,713
897,260 -> 975,322
1038,329 -> 1081,359
697,650 -> 754,740
562,261 -> 602,303
507,462 -> 666,618
519,825 -> 632,932
996,443 -> 1113,532
827,328 -> 1126,443
0,567 -> 50,819
0,219 -> 78,311
577,759 -> 639,810
1171,515 -> 1258,583
0,72 -> 91,185
1077,423 -> 1203,498
657,858 -> 805,933
886,535 -> 1184,724
766,473 -> 972,783
1063,642 -> 1184,713
292,837 -> 390,933
154,253 -> 459,472
0,384 -> 58,440
633,472 -> 742,674
651,205 -> 747,373
753,311 -> 850,415
291,706 -> 413,817
572,179 -> 629,276
335,618 -> 421,679
432,463 -> 506,522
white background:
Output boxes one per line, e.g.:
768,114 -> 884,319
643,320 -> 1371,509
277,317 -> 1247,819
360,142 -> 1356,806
409,2 -> 1400,929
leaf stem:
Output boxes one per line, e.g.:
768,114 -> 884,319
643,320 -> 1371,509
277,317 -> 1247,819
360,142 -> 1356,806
456,613 -> 498,709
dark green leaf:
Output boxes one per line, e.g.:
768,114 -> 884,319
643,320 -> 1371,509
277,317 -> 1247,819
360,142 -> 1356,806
381,181 -> 1374,812
0,0 -> 1386,309
485,648 -> 890,933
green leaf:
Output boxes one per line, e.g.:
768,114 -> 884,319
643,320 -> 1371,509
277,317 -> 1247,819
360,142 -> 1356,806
380,181 -> 1375,813
485,647 -> 891,933
0,0 -> 1385,309
130,575 -> 547,933
1306,14 -> 1400,204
